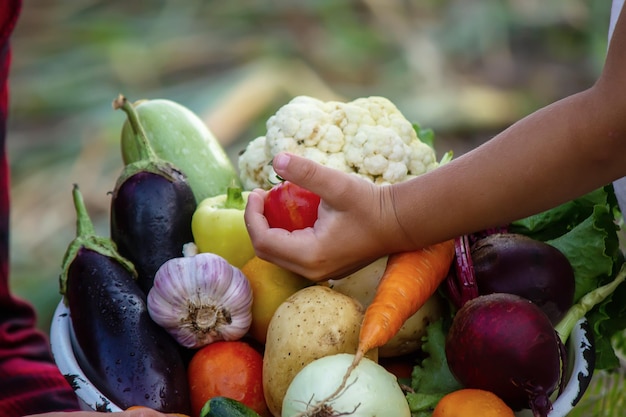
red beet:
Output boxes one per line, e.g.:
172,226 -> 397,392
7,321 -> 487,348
445,293 -> 565,417
471,233 -> 575,324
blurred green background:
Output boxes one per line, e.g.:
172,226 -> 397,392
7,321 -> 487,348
6,0 -> 623,415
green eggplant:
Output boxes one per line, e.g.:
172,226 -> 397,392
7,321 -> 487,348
120,98 -> 241,202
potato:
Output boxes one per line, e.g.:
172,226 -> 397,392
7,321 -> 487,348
329,256 -> 445,357
262,285 -> 376,417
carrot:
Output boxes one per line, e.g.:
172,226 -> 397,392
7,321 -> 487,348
356,238 -> 456,361
293,239 -> 456,417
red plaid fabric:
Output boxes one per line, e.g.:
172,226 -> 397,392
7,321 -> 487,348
0,1 -> 80,415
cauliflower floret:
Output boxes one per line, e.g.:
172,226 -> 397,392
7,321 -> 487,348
238,135 -> 271,190
265,96 -> 345,155
238,95 -> 439,189
408,140 -> 439,175
346,125 -> 412,184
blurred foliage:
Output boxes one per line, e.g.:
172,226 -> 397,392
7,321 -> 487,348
6,0 -> 608,333
7,0 -> 610,337
569,367 -> 626,417
6,0 -> 624,412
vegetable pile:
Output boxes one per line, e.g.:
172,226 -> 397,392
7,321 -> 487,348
57,94 -> 626,417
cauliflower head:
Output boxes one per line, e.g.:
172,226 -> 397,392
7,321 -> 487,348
238,95 -> 438,190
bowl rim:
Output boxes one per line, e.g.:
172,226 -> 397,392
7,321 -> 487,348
50,299 -> 123,412
549,317 -> 595,416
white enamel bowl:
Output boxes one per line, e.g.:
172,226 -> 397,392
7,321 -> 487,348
50,300 -> 594,415
50,301 -> 123,412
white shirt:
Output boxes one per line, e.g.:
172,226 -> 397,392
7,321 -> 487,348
610,1 -> 626,212
610,0 -> 624,39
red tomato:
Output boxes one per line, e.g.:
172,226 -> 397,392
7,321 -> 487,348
264,181 -> 320,231
187,341 -> 269,417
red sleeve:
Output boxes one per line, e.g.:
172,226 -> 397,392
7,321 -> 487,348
0,1 -> 80,414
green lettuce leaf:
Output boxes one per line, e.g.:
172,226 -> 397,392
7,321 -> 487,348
547,203 -> 621,302
510,187 -> 613,241
406,318 -> 461,417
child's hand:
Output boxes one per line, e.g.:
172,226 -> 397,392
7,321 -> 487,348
245,152 -> 406,281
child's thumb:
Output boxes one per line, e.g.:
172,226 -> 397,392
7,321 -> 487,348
271,152 -> 334,197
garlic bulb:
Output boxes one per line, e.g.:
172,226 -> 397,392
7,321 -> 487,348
147,252 -> 253,349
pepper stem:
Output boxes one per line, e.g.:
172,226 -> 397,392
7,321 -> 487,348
224,184 -> 246,210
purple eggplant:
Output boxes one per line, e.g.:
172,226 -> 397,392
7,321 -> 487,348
60,185 -> 190,413
110,95 -> 196,294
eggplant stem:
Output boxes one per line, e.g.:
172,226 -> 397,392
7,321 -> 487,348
113,94 -> 160,163
59,184 -> 137,299
72,183 -> 96,238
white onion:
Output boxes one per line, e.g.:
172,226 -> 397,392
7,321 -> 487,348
282,353 -> 410,417
147,252 -> 252,348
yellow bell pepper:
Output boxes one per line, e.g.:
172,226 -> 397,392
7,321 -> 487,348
191,185 -> 255,268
